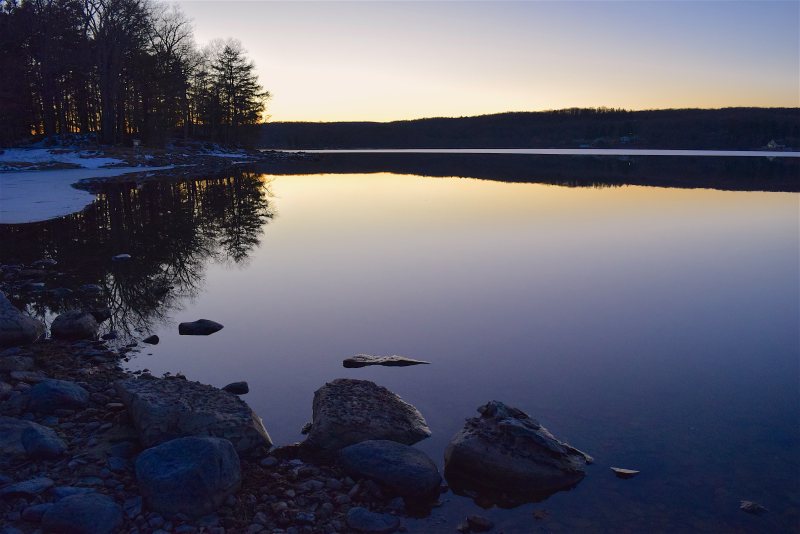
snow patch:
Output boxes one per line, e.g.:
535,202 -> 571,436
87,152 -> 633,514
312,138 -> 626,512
0,148 -> 124,170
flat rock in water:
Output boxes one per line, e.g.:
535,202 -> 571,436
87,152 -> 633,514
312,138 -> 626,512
50,310 -> 98,340
444,401 -> 592,504
0,292 -> 45,347
142,334 -> 159,345
346,507 -> 401,533
222,381 -> 249,395
303,378 -> 431,452
611,467 -> 640,479
178,319 -> 223,336
25,378 -> 89,413
135,436 -> 241,518
0,477 -> 54,497
343,354 -> 430,368
339,440 -> 441,499
41,493 -> 123,534
115,377 -> 272,454
0,416 -> 66,466
740,500 -> 768,515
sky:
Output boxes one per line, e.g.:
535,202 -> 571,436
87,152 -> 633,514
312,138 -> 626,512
174,1 -> 800,122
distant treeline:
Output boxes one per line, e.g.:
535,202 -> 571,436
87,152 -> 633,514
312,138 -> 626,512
257,152 -> 800,192
0,0 -> 268,146
261,108 -> 800,150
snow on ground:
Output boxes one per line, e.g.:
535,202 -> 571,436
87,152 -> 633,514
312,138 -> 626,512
0,148 -> 124,170
0,166 -> 170,224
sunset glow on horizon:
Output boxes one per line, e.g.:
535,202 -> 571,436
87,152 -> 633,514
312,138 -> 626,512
177,1 -> 798,122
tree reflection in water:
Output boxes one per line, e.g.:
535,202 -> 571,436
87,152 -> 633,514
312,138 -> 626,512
0,170 -> 273,340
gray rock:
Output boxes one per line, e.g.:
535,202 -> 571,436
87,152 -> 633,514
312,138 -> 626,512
467,515 -> 494,532
41,493 -> 123,534
0,292 -> 45,347
0,381 -> 12,399
339,440 -> 441,499
115,377 -> 271,454
0,416 -> 66,465
142,335 -> 159,345
222,381 -> 249,395
444,401 -> 592,503
0,477 -> 54,497
303,379 -> 430,452
343,354 -> 430,368
22,502 -> 53,522
9,370 -> 46,383
135,436 -> 241,518
740,500 -> 768,515
50,311 -> 98,340
178,319 -> 223,336
52,487 -> 95,500
346,507 -> 400,533
25,379 -> 89,413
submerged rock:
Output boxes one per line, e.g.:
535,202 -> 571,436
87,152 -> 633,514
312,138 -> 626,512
25,379 -> 89,413
343,354 -> 431,368
50,310 -> 98,340
135,436 -> 241,518
0,292 -> 45,347
339,440 -> 441,499
0,416 -> 66,465
346,507 -> 401,533
178,319 -> 223,336
41,493 -> 123,534
610,467 -> 640,479
115,377 -> 272,454
303,378 -> 431,452
444,401 -> 592,504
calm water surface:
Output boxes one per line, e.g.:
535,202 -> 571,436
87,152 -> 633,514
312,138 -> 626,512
1,160 -> 798,532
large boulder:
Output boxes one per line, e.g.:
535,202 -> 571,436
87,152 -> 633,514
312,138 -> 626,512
339,440 -> 441,499
50,311 -> 98,340
135,436 -> 241,518
343,354 -> 430,368
444,401 -> 592,504
0,416 -> 66,466
41,493 -> 123,534
25,379 -> 89,413
303,379 -> 431,452
0,292 -> 44,347
115,377 -> 271,454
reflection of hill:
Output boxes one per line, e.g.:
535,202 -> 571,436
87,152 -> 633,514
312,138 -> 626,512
0,170 -> 272,338
257,153 -> 799,192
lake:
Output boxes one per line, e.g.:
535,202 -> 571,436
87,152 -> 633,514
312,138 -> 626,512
0,154 -> 797,532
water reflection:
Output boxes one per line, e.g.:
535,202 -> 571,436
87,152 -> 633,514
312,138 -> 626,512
0,170 -> 272,338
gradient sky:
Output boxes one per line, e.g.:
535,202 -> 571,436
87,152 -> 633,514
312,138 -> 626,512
175,1 -> 800,122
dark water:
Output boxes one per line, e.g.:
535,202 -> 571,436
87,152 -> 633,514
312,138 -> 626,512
1,156 -> 798,532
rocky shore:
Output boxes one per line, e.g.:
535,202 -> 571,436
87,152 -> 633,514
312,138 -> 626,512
0,259 -> 595,533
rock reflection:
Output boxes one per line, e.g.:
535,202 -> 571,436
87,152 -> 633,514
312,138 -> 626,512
0,170 -> 273,340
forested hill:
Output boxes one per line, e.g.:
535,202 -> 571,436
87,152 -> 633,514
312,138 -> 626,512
260,108 -> 800,150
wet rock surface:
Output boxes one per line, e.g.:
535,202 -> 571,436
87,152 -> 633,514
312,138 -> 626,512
303,378 -> 431,453
223,381 -> 249,395
343,354 -> 431,368
444,401 -> 592,504
115,376 -> 272,453
339,440 -> 442,499
135,436 -> 242,518
0,292 -> 44,347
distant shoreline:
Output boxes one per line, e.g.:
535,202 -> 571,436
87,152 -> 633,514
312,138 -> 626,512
281,148 -> 800,158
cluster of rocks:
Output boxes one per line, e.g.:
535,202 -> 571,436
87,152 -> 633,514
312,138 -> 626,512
1,288 -> 606,533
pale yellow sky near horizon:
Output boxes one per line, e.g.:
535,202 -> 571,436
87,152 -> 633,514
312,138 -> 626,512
176,1 -> 800,122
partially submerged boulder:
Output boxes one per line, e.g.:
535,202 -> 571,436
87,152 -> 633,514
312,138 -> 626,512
115,377 -> 271,454
339,440 -> 441,499
50,310 -> 98,340
343,354 -> 430,368
444,401 -> 592,504
0,416 -> 66,466
178,319 -> 223,336
135,436 -> 241,518
303,379 -> 431,452
0,292 -> 44,347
